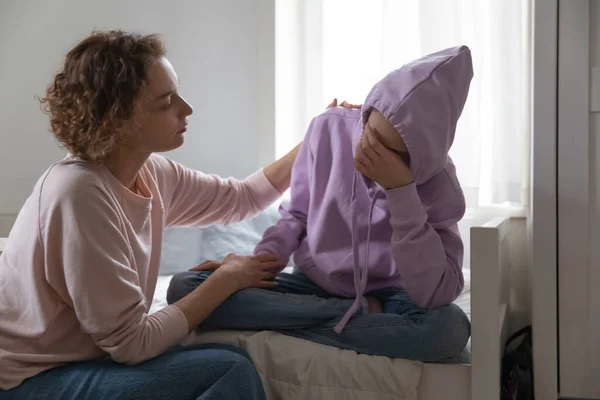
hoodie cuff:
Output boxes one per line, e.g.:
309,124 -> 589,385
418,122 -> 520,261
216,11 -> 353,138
385,183 -> 426,219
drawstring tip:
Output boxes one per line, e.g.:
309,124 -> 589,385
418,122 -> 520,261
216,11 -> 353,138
333,319 -> 348,334
334,296 -> 362,334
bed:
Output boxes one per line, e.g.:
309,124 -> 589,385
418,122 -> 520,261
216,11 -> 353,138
150,203 -> 519,400
0,211 -> 515,399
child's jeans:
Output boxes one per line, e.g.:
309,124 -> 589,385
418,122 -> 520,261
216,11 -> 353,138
167,270 -> 470,363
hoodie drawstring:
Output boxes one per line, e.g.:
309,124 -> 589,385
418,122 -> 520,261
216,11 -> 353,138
334,172 -> 380,334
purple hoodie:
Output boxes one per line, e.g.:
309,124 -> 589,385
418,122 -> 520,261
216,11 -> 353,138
255,46 -> 473,333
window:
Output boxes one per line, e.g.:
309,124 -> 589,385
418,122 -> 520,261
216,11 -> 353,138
275,0 -> 530,212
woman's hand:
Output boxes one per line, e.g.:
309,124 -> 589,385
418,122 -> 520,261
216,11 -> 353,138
211,253 -> 282,292
354,125 -> 414,189
175,253 -> 282,333
327,98 -> 362,109
189,260 -> 222,271
262,98 -> 361,193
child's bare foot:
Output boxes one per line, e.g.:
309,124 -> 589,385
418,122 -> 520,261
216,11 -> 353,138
366,296 -> 383,313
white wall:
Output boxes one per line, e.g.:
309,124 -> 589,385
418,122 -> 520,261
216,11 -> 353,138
0,0 -> 275,235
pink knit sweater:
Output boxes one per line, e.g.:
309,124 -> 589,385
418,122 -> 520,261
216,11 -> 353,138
0,154 -> 281,389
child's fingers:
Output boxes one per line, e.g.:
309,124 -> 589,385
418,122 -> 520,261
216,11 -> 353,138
359,141 -> 378,170
354,156 -> 369,176
361,129 -> 382,163
355,151 -> 371,171
364,127 -> 385,156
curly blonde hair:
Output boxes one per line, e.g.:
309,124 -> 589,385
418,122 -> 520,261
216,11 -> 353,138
39,30 -> 165,162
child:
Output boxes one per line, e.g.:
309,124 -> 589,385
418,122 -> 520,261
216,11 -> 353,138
168,45 -> 474,362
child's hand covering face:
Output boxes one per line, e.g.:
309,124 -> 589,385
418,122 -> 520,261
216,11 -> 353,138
354,126 -> 414,189
354,110 -> 413,189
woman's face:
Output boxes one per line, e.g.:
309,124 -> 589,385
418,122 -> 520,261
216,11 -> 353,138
123,56 -> 194,153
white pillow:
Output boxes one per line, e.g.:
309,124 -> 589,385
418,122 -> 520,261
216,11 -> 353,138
159,203 -> 281,275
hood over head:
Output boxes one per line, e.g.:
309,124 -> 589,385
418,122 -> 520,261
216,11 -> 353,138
359,45 -> 473,184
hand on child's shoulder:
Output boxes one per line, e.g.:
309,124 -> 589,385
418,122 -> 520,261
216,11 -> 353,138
326,98 -> 362,110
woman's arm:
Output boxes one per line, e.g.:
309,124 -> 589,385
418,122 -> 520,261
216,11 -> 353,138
263,143 -> 300,193
151,155 -> 284,227
153,99 -> 356,228
173,275 -> 235,332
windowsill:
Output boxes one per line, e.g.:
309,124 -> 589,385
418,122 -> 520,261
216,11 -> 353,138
464,204 -> 527,220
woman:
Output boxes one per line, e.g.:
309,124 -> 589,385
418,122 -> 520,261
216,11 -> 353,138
0,30 -> 351,399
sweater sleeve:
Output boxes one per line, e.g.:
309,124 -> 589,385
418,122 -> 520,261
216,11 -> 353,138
150,155 -> 282,227
41,184 -> 189,365
253,122 -> 315,265
385,183 -> 466,308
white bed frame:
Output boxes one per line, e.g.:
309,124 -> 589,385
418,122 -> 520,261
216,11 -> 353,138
419,215 -> 517,400
469,216 -> 513,399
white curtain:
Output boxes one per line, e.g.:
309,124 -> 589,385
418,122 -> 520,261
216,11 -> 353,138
275,0 -> 531,210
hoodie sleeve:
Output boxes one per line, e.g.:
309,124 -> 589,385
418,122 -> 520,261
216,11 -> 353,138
149,155 -> 282,228
253,123 -> 315,265
385,182 -> 465,309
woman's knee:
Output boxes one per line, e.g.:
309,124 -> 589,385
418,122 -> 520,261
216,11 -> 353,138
201,346 -> 255,371
155,345 -> 265,399
187,343 -> 254,361
166,271 -> 211,304
220,348 -> 260,378
187,346 -> 265,398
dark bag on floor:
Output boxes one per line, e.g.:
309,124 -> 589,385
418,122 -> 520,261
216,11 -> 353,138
501,325 -> 534,400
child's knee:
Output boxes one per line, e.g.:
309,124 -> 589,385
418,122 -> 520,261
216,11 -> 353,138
429,304 -> 471,357
166,271 -> 211,304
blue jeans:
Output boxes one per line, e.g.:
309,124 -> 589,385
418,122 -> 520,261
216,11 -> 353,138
0,344 -> 266,400
167,270 -> 470,363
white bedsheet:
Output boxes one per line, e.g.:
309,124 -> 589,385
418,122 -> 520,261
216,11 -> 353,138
150,275 -> 471,400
